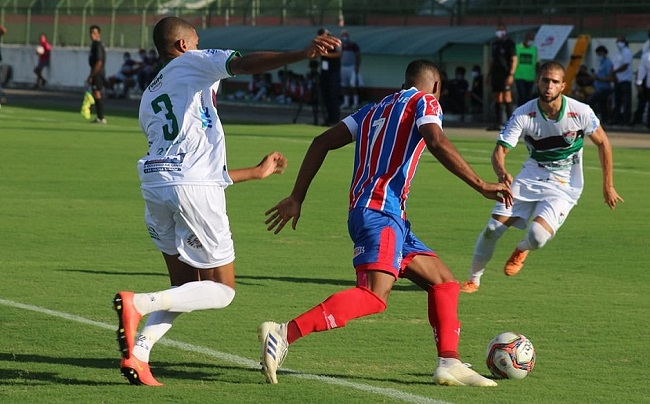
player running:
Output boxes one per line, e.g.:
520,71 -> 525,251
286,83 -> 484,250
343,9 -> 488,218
260,59 -> 512,387
112,16 -> 340,386
460,61 -> 623,294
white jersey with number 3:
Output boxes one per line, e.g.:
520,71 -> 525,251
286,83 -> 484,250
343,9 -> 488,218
499,95 -> 600,204
137,49 -> 239,189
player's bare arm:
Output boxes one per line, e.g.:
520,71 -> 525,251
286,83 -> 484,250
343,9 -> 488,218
588,126 -> 624,209
266,123 -> 353,234
420,123 -> 513,207
491,144 -> 513,186
228,152 -> 288,183
229,35 -> 340,75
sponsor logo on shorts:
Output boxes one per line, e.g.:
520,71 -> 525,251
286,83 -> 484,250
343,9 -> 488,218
147,225 -> 160,240
186,234 -> 203,249
353,246 -> 365,257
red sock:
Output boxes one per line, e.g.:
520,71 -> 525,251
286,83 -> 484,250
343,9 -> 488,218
427,282 -> 460,359
290,286 -> 386,343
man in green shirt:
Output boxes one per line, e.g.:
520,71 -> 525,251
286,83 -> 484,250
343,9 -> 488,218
514,32 -> 538,106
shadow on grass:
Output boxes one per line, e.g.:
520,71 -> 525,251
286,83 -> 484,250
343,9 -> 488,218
0,353 -> 260,386
58,268 -> 166,277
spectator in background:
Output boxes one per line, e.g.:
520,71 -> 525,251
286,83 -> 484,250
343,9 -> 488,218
340,29 -> 362,110
137,48 -> 159,92
611,36 -> 633,126
634,38 -> 650,130
33,33 -> 52,89
446,66 -> 470,119
107,51 -> 138,98
587,45 -> 614,124
470,64 -> 484,114
0,24 -> 7,104
571,64 -> 594,102
514,31 -> 538,105
318,28 -> 342,126
487,23 -> 517,131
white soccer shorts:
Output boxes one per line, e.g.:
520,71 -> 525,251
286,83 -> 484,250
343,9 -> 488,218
491,197 -> 576,233
142,185 -> 235,269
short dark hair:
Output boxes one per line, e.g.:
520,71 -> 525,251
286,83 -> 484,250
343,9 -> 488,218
89,25 -> 100,33
595,45 -> 608,54
405,59 -> 440,85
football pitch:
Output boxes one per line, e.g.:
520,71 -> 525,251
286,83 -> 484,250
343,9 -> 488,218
1,101 -> 648,403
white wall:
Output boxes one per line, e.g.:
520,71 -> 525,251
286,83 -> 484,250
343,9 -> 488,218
1,44 -> 141,89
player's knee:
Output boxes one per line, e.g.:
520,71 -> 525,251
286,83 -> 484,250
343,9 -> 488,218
526,221 -> 553,250
484,217 -> 508,240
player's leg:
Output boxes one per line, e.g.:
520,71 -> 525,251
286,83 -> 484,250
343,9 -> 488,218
258,208 -> 397,383
505,198 -> 573,275
463,199 -> 532,292
401,250 -> 496,387
91,75 -> 106,123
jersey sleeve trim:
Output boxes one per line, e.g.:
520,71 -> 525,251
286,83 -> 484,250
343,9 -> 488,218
497,139 -> 514,149
225,51 -> 242,77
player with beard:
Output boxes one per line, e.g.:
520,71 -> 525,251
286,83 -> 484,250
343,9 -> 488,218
460,61 -> 623,293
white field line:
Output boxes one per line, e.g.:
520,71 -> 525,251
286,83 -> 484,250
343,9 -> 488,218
0,298 -> 452,404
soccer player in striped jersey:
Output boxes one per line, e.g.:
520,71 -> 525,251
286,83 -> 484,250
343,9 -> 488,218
112,16 -> 340,386
260,59 -> 512,387
460,61 -> 623,294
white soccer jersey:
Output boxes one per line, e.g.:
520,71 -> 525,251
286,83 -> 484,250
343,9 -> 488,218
499,95 -> 600,203
137,49 -> 239,189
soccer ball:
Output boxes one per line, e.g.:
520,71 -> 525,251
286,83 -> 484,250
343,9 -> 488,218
486,332 -> 536,379
35,45 -> 45,55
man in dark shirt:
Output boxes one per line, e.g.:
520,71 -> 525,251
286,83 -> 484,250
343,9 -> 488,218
318,28 -> 342,126
87,25 -> 107,123
487,23 -> 517,130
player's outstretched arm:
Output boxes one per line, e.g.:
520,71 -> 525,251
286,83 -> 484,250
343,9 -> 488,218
229,152 -> 287,183
491,144 -> 513,186
420,123 -> 513,207
229,35 -> 341,75
265,123 -> 353,234
589,126 -> 624,209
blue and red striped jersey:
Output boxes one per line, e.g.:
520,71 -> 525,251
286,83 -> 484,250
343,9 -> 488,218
342,87 -> 443,219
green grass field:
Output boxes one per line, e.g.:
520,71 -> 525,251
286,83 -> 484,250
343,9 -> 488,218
1,103 -> 649,403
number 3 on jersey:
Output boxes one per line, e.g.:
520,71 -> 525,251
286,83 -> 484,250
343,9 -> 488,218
151,93 -> 179,141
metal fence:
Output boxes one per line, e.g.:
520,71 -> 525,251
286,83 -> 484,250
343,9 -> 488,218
1,0 -> 648,49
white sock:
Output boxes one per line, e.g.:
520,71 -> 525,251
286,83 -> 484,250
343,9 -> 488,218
517,221 -> 553,251
353,94 -> 359,106
343,95 -> 350,106
468,218 -> 509,284
133,280 -> 236,315
132,310 -> 181,363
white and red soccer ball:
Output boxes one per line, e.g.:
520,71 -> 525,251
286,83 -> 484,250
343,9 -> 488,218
486,332 -> 536,379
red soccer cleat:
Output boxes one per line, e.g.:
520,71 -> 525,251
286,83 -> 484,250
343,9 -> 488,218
120,356 -> 163,386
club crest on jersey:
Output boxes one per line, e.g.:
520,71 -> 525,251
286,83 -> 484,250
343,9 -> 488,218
562,131 -> 577,144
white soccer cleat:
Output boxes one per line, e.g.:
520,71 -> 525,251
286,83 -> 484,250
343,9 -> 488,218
258,321 -> 289,384
433,357 -> 497,387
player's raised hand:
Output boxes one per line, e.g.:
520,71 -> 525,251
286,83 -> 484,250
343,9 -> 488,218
305,34 -> 341,58
265,196 -> 301,234
257,152 -> 288,179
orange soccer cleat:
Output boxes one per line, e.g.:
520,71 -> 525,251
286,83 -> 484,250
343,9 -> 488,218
120,355 -> 163,386
460,281 -> 480,294
113,291 -> 142,359
504,248 -> 529,276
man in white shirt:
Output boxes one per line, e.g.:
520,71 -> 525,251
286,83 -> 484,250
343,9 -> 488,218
611,36 -> 633,126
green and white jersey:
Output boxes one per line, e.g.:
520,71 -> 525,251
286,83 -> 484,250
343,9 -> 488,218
498,95 -> 600,203
137,49 -> 239,189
